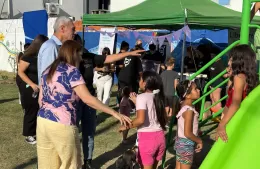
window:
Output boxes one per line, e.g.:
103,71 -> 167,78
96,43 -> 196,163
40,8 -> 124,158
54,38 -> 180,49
98,0 -> 110,10
43,0 -> 60,4
219,0 -> 230,5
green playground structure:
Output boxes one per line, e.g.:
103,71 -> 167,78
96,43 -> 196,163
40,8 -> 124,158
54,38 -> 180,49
162,0 -> 260,168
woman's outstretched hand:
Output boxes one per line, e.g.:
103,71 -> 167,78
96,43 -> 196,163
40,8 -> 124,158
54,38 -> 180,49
113,112 -> 132,127
216,124 -> 228,142
130,50 -> 145,56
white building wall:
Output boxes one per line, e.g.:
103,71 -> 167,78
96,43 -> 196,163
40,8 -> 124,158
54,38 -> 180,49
213,0 -> 260,16
0,18 -> 56,72
0,0 -> 98,20
110,0 -> 145,12
224,0 -> 243,12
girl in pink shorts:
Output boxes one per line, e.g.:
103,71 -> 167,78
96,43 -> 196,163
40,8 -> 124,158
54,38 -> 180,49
119,71 -> 168,169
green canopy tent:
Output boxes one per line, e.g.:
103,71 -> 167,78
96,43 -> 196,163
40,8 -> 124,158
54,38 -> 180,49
82,0 -> 260,79
82,0 -> 260,29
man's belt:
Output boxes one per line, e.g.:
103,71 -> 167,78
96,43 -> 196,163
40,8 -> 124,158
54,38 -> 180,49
97,71 -> 111,77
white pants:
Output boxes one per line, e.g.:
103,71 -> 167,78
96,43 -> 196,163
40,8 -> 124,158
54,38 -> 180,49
96,74 -> 113,105
93,71 -> 98,85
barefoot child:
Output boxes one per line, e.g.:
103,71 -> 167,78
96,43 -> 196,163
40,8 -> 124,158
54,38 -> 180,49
175,80 -> 202,169
119,86 -> 132,143
119,71 -> 167,169
217,45 -> 258,142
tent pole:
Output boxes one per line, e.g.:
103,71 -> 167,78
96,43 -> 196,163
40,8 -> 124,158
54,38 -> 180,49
180,31 -> 186,81
180,9 -> 188,81
82,25 -> 85,48
162,8 -> 188,168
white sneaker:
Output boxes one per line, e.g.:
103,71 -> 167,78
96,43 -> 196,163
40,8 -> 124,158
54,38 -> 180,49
25,136 -> 36,145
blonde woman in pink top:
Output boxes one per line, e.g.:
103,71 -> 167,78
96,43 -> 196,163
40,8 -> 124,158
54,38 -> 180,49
119,71 -> 168,169
175,80 -> 202,169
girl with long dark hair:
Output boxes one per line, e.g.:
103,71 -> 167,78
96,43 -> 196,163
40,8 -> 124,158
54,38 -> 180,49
217,44 -> 259,142
119,71 -> 167,169
18,35 -> 48,144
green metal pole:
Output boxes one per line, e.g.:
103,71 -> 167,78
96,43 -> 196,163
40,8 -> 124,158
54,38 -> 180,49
240,0 -> 251,44
161,116 -> 175,168
197,70 -> 227,120
193,79 -> 229,105
189,40 -> 240,80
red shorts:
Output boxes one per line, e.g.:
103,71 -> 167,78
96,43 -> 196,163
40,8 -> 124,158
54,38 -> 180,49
137,131 -> 165,166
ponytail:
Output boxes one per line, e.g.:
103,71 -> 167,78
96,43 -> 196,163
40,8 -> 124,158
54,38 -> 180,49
153,89 -> 167,130
142,71 -> 167,130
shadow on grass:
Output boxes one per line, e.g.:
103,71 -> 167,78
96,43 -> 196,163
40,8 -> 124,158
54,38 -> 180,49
95,120 -> 119,136
93,133 -> 137,169
13,157 -> 37,169
0,98 -> 18,104
110,90 -> 118,98
79,120 -> 119,144
96,106 -> 119,126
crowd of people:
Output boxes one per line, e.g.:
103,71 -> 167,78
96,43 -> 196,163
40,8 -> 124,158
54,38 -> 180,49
15,9 -> 259,169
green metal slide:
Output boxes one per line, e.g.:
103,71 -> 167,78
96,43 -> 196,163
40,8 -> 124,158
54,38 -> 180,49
162,0 -> 260,168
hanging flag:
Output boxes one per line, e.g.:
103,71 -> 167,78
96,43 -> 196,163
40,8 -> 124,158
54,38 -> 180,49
152,32 -> 158,37
152,37 -> 157,44
173,29 -> 183,40
166,34 -> 173,43
138,34 -> 151,43
183,25 -> 191,39
133,32 -> 140,39
107,32 -> 115,37
158,36 -> 165,47
118,31 -> 130,39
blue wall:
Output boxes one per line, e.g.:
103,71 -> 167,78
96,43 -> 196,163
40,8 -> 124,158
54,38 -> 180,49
77,31 -> 153,54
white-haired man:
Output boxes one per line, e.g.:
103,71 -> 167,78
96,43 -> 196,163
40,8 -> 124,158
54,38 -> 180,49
37,16 -> 75,83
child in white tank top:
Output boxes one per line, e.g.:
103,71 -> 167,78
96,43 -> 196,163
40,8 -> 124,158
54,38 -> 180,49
175,80 -> 203,169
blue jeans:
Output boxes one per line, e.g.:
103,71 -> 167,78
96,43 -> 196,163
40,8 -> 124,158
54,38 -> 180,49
77,100 -> 96,160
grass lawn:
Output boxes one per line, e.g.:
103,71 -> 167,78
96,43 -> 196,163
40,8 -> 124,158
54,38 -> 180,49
0,83 -> 215,169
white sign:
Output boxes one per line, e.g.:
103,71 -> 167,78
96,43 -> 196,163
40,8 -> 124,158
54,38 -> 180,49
98,28 -> 116,55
